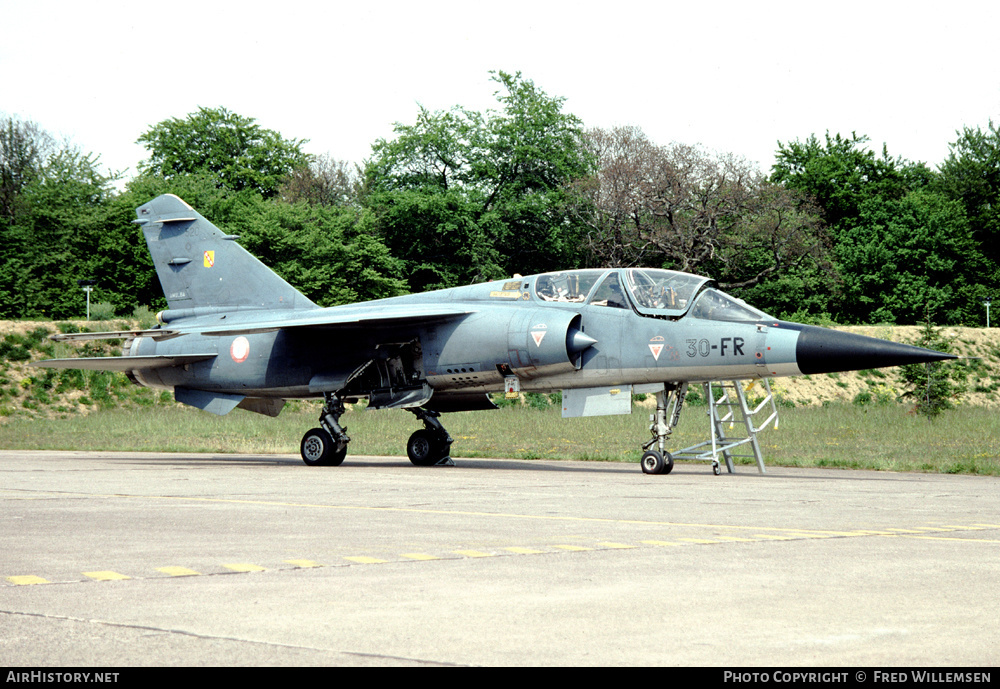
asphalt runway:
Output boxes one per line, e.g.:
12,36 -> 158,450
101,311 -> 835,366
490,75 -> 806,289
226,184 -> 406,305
2,450 -> 998,667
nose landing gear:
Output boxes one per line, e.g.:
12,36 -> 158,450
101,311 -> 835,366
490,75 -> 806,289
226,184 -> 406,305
640,383 -> 685,475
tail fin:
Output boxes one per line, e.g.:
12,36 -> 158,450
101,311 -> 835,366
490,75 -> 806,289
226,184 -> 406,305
135,194 -> 315,312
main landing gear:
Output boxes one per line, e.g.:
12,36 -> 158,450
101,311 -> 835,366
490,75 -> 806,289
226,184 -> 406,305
300,393 -> 350,466
405,408 -> 454,466
299,393 -> 455,467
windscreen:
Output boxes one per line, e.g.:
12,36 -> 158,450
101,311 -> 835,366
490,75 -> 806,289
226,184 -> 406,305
534,270 -> 607,303
688,288 -> 770,322
622,268 -> 712,318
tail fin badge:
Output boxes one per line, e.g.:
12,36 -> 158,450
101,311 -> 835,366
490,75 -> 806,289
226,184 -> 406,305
203,251 -> 215,268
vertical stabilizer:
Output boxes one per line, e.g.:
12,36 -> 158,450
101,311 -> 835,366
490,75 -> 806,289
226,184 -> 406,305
135,194 -> 315,312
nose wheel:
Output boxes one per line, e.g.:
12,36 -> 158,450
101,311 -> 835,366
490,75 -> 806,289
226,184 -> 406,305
640,449 -> 674,475
640,384 -> 685,475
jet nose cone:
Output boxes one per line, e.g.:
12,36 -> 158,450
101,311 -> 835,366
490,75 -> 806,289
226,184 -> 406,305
793,324 -> 957,375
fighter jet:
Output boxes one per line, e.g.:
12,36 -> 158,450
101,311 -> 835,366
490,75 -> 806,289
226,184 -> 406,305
33,194 -> 955,474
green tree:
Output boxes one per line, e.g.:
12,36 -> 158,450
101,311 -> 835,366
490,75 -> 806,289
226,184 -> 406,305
136,107 -> 310,198
772,132 -> 909,232
0,143 -> 120,319
363,71 -> 594,291
228,198 -> 408,306
936,120 -> 1000,277
1,115 -> 54,224
897,315 -> 967,419
834,190 -> 982,324
771,132 -> 990,324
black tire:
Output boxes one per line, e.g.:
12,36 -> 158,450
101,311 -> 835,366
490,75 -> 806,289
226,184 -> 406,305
300,427 -> 346,466
640,450 -> 665,475
407,429 -> 445,466
662,451 -> 674,474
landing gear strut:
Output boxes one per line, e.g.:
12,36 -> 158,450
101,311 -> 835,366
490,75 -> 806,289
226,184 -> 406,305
640,383 -> 686,475
300,393 -> 350,466
406,407 -> 454,466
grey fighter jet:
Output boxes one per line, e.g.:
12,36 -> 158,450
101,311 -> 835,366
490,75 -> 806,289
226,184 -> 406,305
33,194 -> 955,474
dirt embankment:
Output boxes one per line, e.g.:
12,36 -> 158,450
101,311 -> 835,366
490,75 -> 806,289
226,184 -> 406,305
775,326 -> 1000,408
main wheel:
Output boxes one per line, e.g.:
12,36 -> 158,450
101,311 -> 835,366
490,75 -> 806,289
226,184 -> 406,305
407,429 -> 446,466
300,427 -> 346,466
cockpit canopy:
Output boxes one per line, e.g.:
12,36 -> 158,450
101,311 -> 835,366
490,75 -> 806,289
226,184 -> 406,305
533,268 -> 771,322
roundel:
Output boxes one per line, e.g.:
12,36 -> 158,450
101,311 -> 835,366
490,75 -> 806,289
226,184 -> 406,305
230,336 -> 250,363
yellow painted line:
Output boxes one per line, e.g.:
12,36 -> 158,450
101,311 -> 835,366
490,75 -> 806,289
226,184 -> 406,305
752,535 -> 798,541
23,489 -> 991,547
285,559 -> 322,568
886,528 -> 927,533
897,535 -> 1000,543
640,540 -> 683,547
401,553 -> 440,561
83,571 -> 130,581
222,563 -> 265,572
344,556 -> 387,564
157,566 -> 199,577
13,488 -> 992,556
15,489 -> 866,535
504,547 -> 544,555
552,545 -> 592,552
598,542 -> 636,549
712,536 -> 760,542
7,575 -> 49,585
678,538 -> 722,544
453,550 -> 494,558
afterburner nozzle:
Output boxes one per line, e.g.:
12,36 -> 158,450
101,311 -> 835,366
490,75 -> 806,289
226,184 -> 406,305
792,324 -> 957,375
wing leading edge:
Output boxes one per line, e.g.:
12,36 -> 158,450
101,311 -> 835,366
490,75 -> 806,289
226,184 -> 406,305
186,304 -> 476,337
30,354 -> 216,371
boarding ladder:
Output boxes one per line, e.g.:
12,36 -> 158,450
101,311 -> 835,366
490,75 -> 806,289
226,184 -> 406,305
672,379 -> 779,474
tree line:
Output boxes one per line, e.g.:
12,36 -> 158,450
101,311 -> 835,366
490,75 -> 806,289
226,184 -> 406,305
2,71 -> 998,325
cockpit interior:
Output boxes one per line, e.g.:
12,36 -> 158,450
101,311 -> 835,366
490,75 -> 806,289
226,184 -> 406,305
533,268 -> 770,322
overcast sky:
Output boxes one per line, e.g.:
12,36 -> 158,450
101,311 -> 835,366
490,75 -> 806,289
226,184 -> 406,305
3,0 -> 999,184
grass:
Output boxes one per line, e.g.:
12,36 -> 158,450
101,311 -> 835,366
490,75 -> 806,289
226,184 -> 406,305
0,400 -> 997,475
